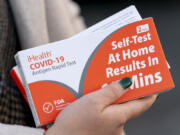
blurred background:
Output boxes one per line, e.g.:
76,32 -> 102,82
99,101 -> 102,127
74,0 -> 180,135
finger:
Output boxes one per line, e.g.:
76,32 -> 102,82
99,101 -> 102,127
89,77 -> 132,108
103,95 -> 157,123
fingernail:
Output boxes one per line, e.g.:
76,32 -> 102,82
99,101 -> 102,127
119,77 -> 132,89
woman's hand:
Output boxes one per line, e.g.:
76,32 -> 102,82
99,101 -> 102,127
46,77 -> 157,135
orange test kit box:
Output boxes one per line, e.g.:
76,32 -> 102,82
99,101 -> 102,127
12,17 -> 174,127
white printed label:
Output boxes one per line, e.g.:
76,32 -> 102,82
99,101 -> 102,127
137,24 -> 149,34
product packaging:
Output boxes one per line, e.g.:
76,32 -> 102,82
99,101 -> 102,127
11,6 -> 174,127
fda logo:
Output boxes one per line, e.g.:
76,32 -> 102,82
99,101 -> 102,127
136,24 -> 149,34
43,102 -> 54,114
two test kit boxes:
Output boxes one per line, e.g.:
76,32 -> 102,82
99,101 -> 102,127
11,6 -> 174,127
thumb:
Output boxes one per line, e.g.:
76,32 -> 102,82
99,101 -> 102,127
90,77 -> 132,107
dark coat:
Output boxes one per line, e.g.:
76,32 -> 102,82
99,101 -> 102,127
0,0 -> 34,127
